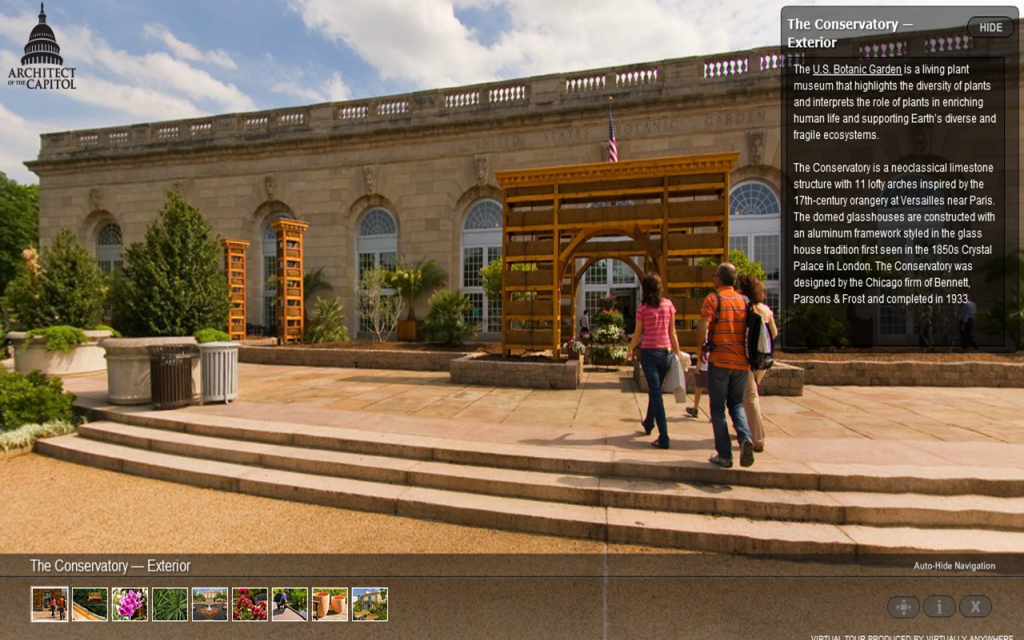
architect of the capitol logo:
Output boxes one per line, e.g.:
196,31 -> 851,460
7,3 -> 77,90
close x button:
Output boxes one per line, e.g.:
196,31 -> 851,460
960,595 -> 992,618
967,16 -> 1014,38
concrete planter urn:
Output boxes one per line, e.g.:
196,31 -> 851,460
101,337 -> 200,406
6,330 -> 112,375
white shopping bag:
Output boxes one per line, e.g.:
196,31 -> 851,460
663,352 -> 688,401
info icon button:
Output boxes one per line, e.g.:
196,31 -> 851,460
887,597 -> 920,619
923,596 -> 955,618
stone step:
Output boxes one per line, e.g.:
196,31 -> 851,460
82,405 -> 1024,497
77,422 -> 1024,531
35,434 -> 1024,555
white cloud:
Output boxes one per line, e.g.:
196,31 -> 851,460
0,102 -> 44,184
270,70 -> 351,104
142,24 -> 237,69
324,71 -> 350,101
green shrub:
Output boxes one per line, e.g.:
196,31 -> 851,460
305,297 -> 349,343
114,192 -> 230,337
423,290 -> 477,346
194,328 -> 231,344
0,369 -> 75,431
5,229 -> 107,331
92,324 -> 121,337
786,303 -> 849,349
23,325 -> 87,353
0,419 -> 75,452
0,173 -> 38,297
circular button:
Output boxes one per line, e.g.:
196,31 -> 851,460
888,596 -> 920,618
960,595 -> 992,618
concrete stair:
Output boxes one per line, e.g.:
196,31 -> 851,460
34,407 -> 1024,555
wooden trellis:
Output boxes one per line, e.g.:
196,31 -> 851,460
271,219 -> 309,344
221,239 -> 250,341
495,153 -> 739,358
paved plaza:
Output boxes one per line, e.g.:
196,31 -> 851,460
59,362 -> 1024,474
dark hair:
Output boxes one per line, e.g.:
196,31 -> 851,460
641,272 -> 663,307
736,275 -> 765,304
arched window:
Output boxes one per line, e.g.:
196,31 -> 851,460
356,208 -> 398,332
262,212 -> 293,330
729,181 -> 781,314
95,222 -> 123,275
461,199 -> 503,333
730,182 -> 780,217
356,208 -> 398,281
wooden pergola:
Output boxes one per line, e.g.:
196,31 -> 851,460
495,153 -> 738,358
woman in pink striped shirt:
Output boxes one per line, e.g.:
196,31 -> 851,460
626,272 -> 683,449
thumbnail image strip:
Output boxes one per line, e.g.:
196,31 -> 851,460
112,587 -> 148,622
191,587 -> 228,621
152,587 -> 189,622
31,586 -> 68,623
271,587 -> 308,622
311,588 -> 347,622
351,587 -> 387,622
232,587 -> 268,621
71,587 -> 108,622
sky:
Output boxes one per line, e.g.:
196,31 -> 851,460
0,0 -> 1014,183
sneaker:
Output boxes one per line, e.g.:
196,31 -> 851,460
651,439 -> 670,450
708,455 -> 733,468
753,443 -> 764,453
685,407 -> 699,418
740,439 -> 755,468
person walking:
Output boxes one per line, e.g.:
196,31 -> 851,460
58,594 -> 66,620
626,271 -> 684,449
699,263 -> 755,468
580,310 -> 591,338
736,275 -> 778,453
959,299 -> 979,349
50,595 -> 56,618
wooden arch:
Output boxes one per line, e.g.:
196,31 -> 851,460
495,153 -> 739,357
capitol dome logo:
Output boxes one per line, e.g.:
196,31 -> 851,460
7,3 -> 77,90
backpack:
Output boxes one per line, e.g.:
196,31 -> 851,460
744,298 -> 774,371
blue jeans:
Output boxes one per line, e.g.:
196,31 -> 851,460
640,348 -> 674,446
708,363 -> 752,460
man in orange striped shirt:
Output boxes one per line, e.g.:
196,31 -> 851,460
697,263 -> 754,468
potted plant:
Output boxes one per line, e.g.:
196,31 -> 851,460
587,296 -> 629,366
388,258 -> 447,341
102,192 -> 230,405
563,337 -> 585,361
4,231 -> 114,375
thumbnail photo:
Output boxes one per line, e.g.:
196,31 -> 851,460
271,587 -> 308,622
71,587 -> 108,622
232,587 -> 268,621
30,586 -> 68,623
311,588 -> 347,622
152,587 -> 189,622
191,587 -> 228,621
111,587 -> 148,622
352,587 -> 388,622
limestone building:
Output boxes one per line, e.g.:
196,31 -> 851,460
27,24 -> 1018,344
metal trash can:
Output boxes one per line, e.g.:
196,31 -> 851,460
199,342 -> 239,404
149,345 -> 197,410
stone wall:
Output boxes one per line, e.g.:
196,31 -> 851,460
795,360 -> 1024,387
450,354 -> 583,390
239,346 -> 467,372
633,361 -> 804,396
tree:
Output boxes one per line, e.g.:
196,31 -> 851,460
358,267 -> 402,342
388,258 -> 448,320
5,229 -> 106,330
0,172 -> 39,296
114,192 -> 230,337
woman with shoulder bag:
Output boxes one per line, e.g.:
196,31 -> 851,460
626,272 -> 684,449
736,275 -> 778,452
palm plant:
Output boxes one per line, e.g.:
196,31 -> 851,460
388,258 -> 447,320
303,266 -> 333,303
153,588 -> 188,621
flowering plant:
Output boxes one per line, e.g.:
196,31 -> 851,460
600,294 -> 617,311
112,588 -> 147,621
563,337 -> 586,354
233,588 -> 268,621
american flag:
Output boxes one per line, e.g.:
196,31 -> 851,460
608,107 -> 618,162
